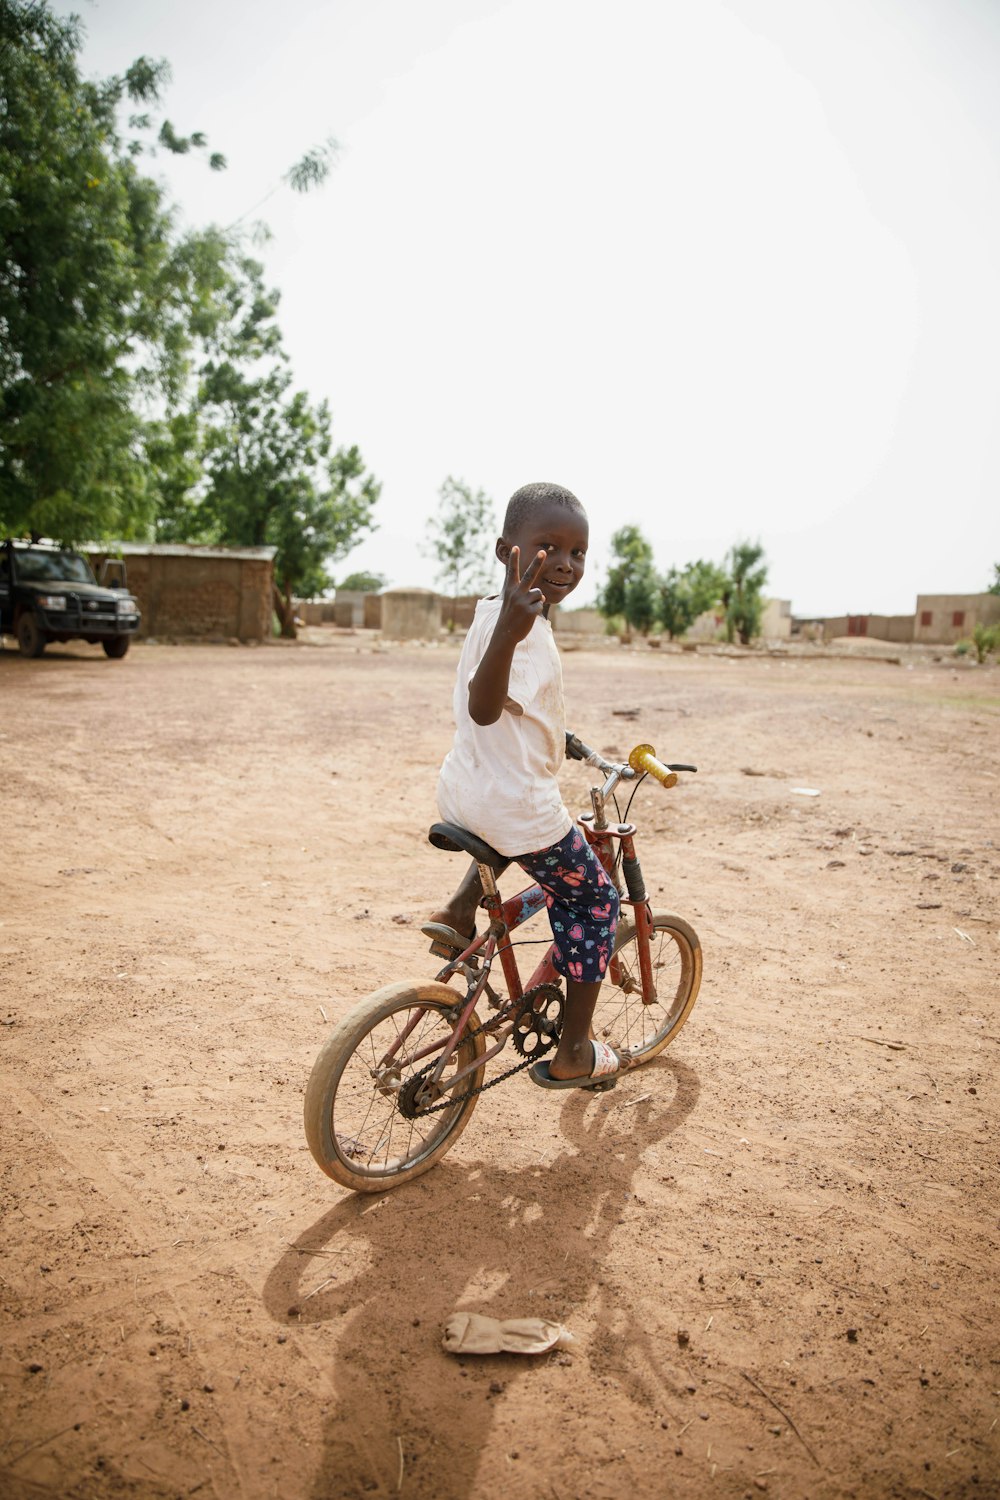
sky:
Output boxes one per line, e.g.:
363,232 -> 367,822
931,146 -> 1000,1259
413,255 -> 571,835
54,0 -> 1000,614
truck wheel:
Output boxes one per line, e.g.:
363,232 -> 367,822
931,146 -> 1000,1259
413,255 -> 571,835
102,635 -> 130,659
16,615 -> 46,658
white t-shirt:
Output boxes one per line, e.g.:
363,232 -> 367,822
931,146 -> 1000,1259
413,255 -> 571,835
437,596 -> 573,857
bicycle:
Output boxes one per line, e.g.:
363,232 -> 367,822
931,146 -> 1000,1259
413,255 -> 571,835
304,734 -> 702,1193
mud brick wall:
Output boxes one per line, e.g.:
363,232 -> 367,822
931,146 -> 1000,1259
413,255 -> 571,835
87,550 -> 274,641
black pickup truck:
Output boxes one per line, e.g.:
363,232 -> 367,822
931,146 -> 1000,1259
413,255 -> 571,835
0,540 -> 141,658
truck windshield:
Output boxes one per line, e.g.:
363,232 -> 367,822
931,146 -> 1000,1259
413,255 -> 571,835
14,549 -> 96,584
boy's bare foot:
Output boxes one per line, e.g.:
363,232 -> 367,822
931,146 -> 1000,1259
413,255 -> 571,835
426,907 -> 477,941
424,860 -> 484,948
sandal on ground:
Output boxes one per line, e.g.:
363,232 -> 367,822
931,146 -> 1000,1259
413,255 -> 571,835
421,922 -> 477,959
529,1039 -> 626,1092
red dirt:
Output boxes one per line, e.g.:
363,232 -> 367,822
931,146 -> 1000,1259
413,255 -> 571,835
1,633 -> 997,1500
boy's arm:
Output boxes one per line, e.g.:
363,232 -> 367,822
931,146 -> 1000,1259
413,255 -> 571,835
468,547 -> 547,725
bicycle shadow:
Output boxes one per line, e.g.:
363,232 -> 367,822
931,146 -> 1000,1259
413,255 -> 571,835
263,1054 -> 700,1499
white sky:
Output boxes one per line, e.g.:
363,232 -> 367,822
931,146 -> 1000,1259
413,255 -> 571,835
57,0 -> 1000,614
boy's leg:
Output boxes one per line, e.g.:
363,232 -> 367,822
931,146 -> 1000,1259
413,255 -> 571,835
426,859 -> 483,942
551,978 -> 606,1080
515,825 -> 622,1080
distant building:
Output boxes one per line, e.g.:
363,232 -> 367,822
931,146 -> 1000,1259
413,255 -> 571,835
913,593 -> 1000,645
792,592 -> 1000,646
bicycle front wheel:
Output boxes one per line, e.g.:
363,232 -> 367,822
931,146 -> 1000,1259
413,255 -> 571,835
304,980 -> 486,1193
593,912 -> 702,1063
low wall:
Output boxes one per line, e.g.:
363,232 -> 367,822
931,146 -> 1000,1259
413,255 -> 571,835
553,607 -> 604,636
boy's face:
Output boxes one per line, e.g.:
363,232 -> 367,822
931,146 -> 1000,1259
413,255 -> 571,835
496,500 -> 589,611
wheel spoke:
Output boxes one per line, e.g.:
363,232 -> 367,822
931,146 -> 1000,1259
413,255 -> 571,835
325,1001 -> 480,1180
591,918 -> 697,1061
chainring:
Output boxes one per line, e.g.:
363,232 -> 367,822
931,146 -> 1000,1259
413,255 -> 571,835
392,983 -> 566,1120
511,982 -> 564,1058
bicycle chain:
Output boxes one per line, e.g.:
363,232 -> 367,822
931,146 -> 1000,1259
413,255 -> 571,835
400,984 -> 562,1117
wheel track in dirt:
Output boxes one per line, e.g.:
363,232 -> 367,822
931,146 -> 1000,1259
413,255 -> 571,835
4,1078 -> 342,1497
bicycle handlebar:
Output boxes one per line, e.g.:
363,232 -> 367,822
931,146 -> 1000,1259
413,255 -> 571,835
566,731 -> 698,792
628,743 -> 679,789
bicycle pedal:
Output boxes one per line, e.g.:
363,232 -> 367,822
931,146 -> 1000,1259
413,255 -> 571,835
428,939 -> 457,960
589,1078 -> 618,1093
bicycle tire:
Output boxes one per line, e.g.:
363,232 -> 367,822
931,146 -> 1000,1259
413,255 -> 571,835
592,911 -> 702,1063
304,980 -> 486,1193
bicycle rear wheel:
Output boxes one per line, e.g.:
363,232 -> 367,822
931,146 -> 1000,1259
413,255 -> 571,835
593,912 -> 702,1063
304,980 -> 486,1192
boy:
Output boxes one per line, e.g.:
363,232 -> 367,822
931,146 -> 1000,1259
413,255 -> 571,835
425,481 -> 625,1089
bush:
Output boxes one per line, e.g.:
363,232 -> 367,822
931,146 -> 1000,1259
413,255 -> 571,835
971,623 -> 1000,664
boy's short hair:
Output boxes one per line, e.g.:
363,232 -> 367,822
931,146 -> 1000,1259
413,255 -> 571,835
502,482 -> 585,536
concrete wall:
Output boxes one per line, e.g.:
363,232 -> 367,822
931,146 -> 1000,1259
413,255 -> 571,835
436,594 -> 482,631
332,590 -> 367,628
686,600 -> 793,643
552,607 -> 604,636
381,588 -> 441,640
809,615 -> 915,643
913,594 -> 1000,645
86,545 -> 276,641
760,598 -> 792,641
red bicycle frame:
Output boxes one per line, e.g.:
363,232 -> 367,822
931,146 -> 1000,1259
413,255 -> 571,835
378,817 -> 656,1096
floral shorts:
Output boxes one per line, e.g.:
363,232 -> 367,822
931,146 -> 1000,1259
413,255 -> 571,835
515,824 -> 620,984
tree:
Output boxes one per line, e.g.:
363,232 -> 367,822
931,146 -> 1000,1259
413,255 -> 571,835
426,476 -> 495,630
337,571 -> 386,593
1,0 -> 367,623
722,541 -> 768,645
623,563 -> 660,637
597,525 -> 655,638
988,564 -> 1000,596
657,558 -> 727,640
192,256 -> 379,636
0,4 -> 227,542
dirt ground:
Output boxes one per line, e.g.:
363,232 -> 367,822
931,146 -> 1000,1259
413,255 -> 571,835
1,630 -> 998,1500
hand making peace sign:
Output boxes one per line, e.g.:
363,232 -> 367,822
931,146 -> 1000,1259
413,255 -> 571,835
497,545 -> 548,643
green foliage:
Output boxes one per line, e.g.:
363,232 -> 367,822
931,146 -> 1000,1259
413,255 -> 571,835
597,526 -> 655,631
0,4 -> 378,636
426,476 -> 496,629
337,571 -> 386,593
988,564 -> 1000,596
191,257 -> 379,633
623,563 -> 660,637
0,2 -> 226,541
286,137 -> 340,193
722,540 -> 768,645
969,623 -> 1000,664
658,559 -> 726,640
597,528 -> 768,646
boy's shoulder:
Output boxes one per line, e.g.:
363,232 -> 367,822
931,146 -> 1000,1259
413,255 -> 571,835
468,595 -> 501,630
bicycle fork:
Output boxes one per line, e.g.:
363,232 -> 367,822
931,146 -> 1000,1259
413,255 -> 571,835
581,819 -> 658,1005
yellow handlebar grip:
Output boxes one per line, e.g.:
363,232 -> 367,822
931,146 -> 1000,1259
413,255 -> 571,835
628,743 -> 678,789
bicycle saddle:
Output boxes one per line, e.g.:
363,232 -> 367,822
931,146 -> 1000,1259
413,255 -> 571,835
428,822 -> 510,874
